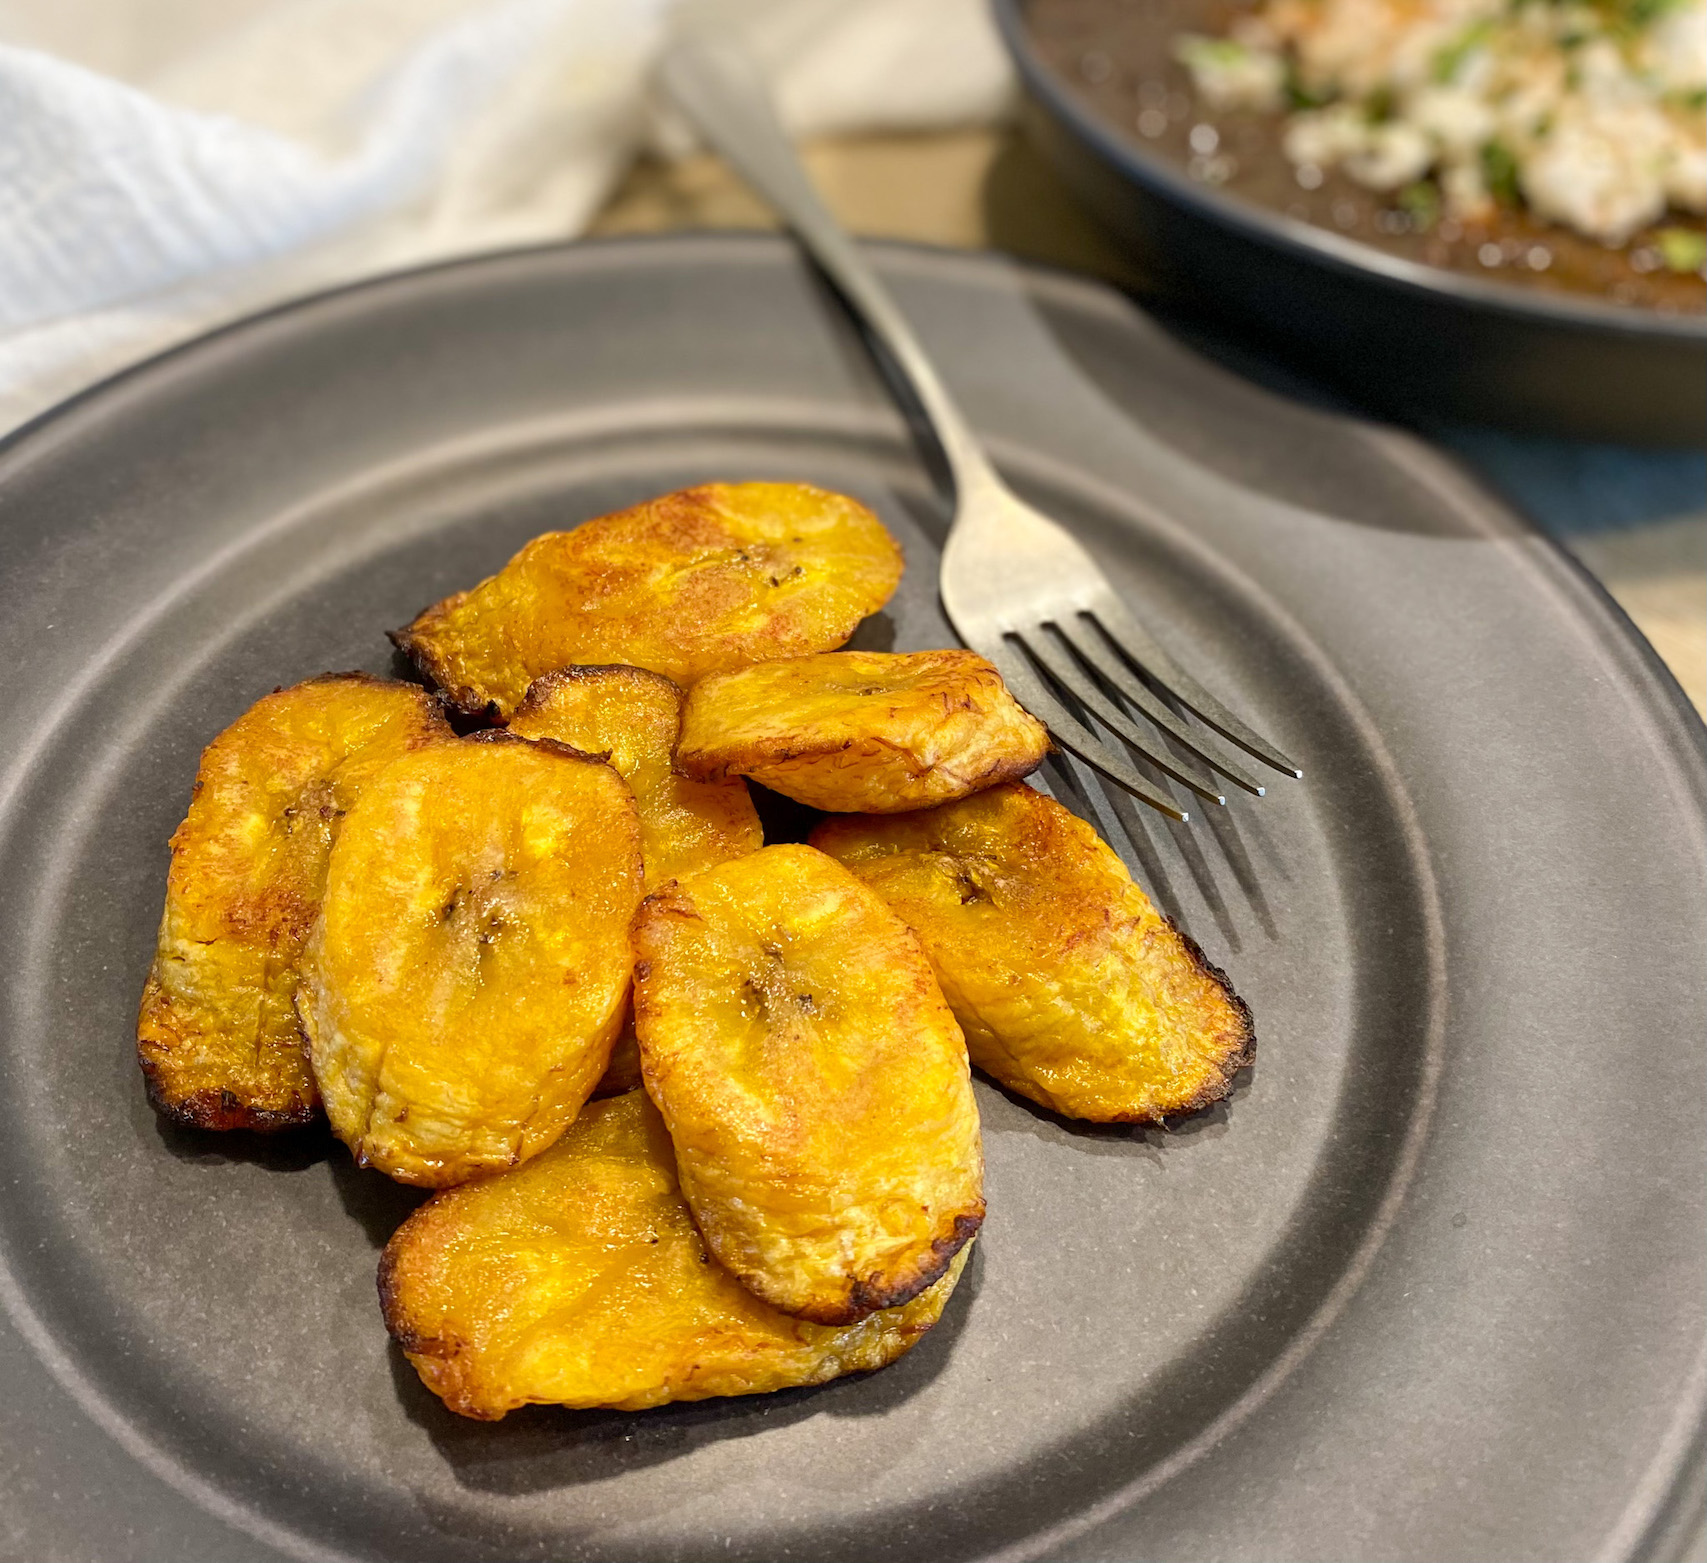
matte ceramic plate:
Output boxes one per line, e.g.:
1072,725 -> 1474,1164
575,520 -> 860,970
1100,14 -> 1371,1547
0,235 -> 1701,1563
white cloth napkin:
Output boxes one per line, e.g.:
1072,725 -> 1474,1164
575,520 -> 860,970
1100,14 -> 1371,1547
0,0 -> 1013,434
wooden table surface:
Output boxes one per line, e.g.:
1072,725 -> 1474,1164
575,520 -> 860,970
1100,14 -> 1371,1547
592,127 -> 1706,716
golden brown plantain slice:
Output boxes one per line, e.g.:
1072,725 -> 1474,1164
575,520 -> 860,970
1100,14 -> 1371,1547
509,666 -> 762,1100
631,844 -> 983,1325
677,649 -> 1050,813
812,782 -> 1254,1123
508,665 -> 761,890
391,482 -> 903,717
299,732 -> 644,1186
380,1090 -> 971,1420
136,674 -> 452,1131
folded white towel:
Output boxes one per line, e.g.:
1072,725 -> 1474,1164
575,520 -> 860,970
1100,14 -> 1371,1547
0,0 -> 1012,433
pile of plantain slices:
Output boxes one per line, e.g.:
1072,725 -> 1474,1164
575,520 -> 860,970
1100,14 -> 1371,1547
138,480 -> 1255,1422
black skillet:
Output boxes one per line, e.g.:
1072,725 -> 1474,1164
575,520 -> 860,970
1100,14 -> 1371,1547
996,0 -> 1707,444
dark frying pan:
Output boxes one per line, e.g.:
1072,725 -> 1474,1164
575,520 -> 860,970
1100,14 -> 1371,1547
994,0 -> 1707,444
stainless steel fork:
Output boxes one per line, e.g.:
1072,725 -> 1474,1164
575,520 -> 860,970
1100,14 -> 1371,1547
661,33 -> 1301,822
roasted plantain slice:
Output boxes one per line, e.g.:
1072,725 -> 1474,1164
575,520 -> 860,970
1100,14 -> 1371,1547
391,482 -> 903,717
380,1090 -> 971,1419
677,649 -> 1050,813
631,844 -> 983,1325
508,665 -> 761,890
299,732 -> 644,1186
510,667 -> 761,1101
137,674 -> 452,1131
812,782 -> 1254,1123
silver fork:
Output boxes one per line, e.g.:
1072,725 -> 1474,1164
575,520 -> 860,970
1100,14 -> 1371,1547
660,34 -> 1301,821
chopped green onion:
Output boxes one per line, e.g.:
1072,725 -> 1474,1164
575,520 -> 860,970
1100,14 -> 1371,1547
1173,35 -> 1251,70
1433,20 -> 1494,82
1622,0 -> 1684,28
1655,228 -> 1707,274
1481,141 -> 1521,207
1397,180 -> 1441,231
1283,62 -> 1329,110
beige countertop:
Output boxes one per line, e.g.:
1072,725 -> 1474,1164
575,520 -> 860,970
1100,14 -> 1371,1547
592,127 -> 1706,716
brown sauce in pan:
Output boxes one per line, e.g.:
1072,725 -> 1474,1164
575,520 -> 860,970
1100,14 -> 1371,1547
1028,0 -> 1707,314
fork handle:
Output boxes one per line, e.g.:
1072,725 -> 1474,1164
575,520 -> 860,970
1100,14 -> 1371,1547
660,33 -> 1001,506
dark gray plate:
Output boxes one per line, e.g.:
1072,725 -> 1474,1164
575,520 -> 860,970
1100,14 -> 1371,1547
0,235 -> 1702,1563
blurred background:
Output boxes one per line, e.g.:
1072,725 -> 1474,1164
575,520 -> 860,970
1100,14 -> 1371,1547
0,0 -> 1700,707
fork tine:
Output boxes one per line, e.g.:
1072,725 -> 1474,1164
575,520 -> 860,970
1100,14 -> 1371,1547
1047,619 -> 1265,797
989,635 -> 1190,823
1087,596 -> 1304,778
1023,630 -> 1228,805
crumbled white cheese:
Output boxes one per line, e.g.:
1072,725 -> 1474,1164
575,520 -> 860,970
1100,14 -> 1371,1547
1172,36 -> 1287,111
1175,0 -> 1707,246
